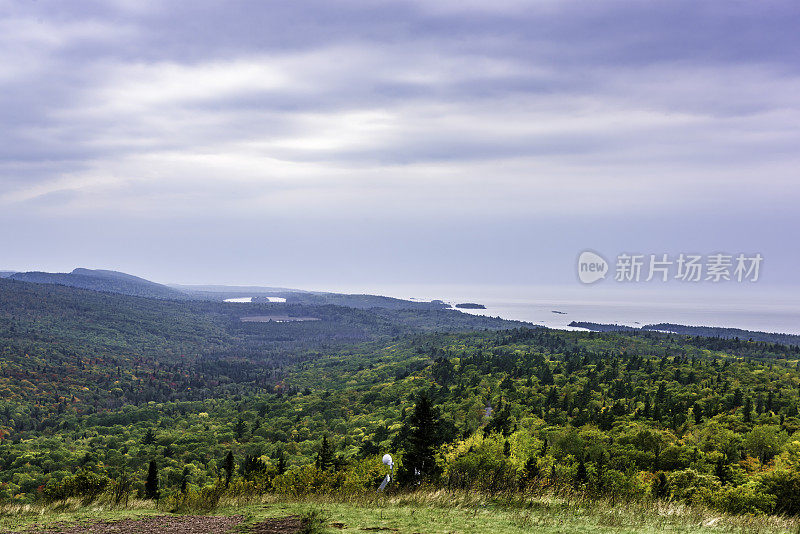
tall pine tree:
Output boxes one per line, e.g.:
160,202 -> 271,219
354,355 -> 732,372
397,394 -> 441,486
223,450 -> 235,486
315,435 -> 334,472
144,460 -> 160,500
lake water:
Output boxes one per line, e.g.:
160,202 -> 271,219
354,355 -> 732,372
224,296 -> 287,303
320,283 -> 800,335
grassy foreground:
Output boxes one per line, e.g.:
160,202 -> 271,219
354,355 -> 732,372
0,492 -> 799,534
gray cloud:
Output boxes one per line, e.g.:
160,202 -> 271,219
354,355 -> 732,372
1,0 -> 799,285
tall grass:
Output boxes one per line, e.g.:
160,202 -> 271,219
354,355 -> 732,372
1,488 -> 799,533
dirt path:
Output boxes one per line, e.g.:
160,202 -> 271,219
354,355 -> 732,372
8,514 -> 303,534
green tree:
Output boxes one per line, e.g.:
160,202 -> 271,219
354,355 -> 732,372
179,467 -> 189,494
276,448 -> 287,475
223,450 -> 235,486
575,459 -> 587,487
397,394 -> 441,486
692,402 -> 703,425
315,435 -> 334,472
144,460 -> 160,500
743,397 -> 753,423
520,456 -> 539,488
743,425 -> 787,464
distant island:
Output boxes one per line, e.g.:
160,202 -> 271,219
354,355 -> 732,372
551,310 -> 567,315
455,303 -> 486,309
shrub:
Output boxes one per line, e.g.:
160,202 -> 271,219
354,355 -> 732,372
755,468 -> 800,515
168,480 -> 227,513
443,434 -> 517,491
272,465 -> 343,496
668,469 -> 720,505
41,471 -> 110,504
298,507 -> 330,534
714,482 -> 775,515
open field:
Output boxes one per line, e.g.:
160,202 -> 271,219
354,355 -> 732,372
1,493 -> 799,534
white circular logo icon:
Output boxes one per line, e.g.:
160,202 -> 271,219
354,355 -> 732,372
577,251 -> 608,284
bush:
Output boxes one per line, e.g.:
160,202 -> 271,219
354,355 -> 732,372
298,507 -> 329,534
668,469 -> 720,505
443,434 -> 517,492
41,471 -> 110,504
714,482 -> 775,515
755,469 -> 800,515
168,480 -> 227,513
272,465 -> 343,496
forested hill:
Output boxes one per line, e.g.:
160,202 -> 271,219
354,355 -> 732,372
1,312 -> 800,516
9,268 -> 190,300
7,268 -> 456,311
0,277 -> 527,408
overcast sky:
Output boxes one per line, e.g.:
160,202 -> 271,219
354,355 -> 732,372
1,0 -> 798,292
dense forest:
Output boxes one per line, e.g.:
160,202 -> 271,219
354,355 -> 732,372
1,278 -> 800,518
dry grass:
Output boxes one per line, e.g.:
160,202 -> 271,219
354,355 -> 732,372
0,491 -> 798,534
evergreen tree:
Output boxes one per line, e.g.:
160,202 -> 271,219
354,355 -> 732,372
397,394 -> 441,486
520,456 -> 539,487
241,455 -> 268,479
575,459 -> 587,487
223,450 -> 235,486
315,435 -> 334,472
179,467 -> 189,494
142,428 -> 155,445
595,453 -> 606,492
743,397 -> 753,423
144,460 -> 160,500
276,448 -> 287,475
715,457 -> 728,485
235,417 -> 247,439
692,402 -> 703,425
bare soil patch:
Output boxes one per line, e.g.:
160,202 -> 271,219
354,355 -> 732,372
12,514 -> 248,534
247,515 -> 303,533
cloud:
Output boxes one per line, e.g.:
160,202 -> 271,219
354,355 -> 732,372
1,1 -> 799,236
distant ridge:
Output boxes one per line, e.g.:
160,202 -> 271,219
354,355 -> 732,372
9,268 -> 190,300
569,321 -> 800,346
3,270 -> 453,310
175,284 -> 452,310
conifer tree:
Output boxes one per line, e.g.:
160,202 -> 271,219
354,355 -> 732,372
276,448 -> 287,475
179,467 -> 189,494
315,435 -> 334,472
397,394 -> 441,486
144,460 -> 160,500
223,450 -> 235,486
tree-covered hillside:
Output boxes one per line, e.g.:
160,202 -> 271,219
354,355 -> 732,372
1,279 -> 800,518
0,277 -> 524,409
9,269 -> 191,300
